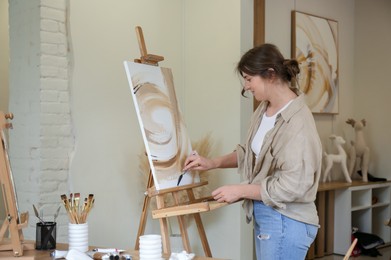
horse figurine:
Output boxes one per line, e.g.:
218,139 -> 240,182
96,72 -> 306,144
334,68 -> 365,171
323,135 -> 352,183
346,118 -> 370,182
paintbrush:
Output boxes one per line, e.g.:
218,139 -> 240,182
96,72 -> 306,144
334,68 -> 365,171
87,195 -> 95,216
80,198 -> 86,223
61,193 -> 95,224
177,170 -> 187,186
69,193 -> 73,209
81,194 -> 94,223
177,151 -> 198,186
60,194 -> 70,222
74,192 -> 80,224
61,194 -> 76,224
86,194 -> 94,213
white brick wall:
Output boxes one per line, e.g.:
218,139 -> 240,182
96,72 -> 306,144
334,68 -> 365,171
8,0 -> 72,242
39,0 -> 72,242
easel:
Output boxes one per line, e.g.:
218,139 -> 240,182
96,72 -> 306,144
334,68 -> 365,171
0,112 -> 34,256
132,26 -> 227,257
133,26 -> 164,66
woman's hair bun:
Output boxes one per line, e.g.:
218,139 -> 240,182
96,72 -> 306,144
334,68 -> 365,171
283,59 -> 300,81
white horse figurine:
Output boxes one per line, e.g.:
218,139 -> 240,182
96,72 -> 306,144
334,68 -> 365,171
346,118 -> 370,182
323,135 -> 352,183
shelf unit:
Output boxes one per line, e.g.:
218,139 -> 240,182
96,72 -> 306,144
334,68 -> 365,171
334,182 -> 391,255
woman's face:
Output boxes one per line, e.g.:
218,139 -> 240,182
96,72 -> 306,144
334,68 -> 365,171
242,72 -> 268,101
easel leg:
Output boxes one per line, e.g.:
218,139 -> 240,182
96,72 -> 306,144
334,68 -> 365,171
156,195 -> 171,254
187,190 -> 212,257
135,171 -> 153,250
9,221 -> 23,256
0,219 -> 8,239
172,192 -> 191,253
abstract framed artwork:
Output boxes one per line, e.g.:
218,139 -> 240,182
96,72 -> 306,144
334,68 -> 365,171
292,11 -> 339,114
124,61 -> 198,190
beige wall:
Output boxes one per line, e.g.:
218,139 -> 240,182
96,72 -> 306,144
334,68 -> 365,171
0,0 -> 9,112
0,0 -> 8,228
354,0 -> 391,178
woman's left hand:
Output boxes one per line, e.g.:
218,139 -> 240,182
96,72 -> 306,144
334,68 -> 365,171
212,185 -> 243,203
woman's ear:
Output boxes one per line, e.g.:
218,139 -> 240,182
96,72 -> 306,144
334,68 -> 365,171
267,68 -> 276,82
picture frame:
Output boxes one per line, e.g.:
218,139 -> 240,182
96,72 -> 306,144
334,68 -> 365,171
292,11 -> 339,114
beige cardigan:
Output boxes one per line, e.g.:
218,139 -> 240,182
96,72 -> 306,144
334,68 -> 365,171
237,94 -> 322,226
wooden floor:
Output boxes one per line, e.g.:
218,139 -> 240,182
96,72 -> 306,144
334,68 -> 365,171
317,245 -> 391,259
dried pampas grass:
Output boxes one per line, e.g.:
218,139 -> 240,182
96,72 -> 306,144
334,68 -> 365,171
138,132 -> 215,210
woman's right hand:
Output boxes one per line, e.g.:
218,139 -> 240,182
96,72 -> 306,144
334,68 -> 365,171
182,151 -> 216,172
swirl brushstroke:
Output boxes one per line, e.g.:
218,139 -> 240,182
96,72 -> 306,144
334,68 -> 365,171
295,12 -> 338,113
126,63 -> 195,189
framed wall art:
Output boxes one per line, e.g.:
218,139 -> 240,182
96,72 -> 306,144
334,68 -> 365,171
292,11 -> 339,114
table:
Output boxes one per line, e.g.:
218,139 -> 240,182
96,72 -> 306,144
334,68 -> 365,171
0,243 -> 226,259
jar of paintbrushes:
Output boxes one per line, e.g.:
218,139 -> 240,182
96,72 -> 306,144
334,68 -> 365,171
61,193 -> 95,252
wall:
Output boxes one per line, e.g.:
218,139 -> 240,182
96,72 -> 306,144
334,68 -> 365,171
0,0 -> 9,112
354,0 -> 391,178
0,0 -> 9,223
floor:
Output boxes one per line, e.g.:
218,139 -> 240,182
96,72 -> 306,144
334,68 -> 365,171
317,246 -> 391,259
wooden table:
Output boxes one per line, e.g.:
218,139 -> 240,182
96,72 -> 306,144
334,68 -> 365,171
0,243 -> 226,259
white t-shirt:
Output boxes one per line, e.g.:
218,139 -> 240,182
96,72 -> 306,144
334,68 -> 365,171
251,101 -> 293,158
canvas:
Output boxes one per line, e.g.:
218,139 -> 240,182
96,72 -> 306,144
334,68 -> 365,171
292,11 -> 339,114
123,61 -> 198,190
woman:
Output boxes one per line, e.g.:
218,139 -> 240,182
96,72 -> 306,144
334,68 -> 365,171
183,43 -> 322,259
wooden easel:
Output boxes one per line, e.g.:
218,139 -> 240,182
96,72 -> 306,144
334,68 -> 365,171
0,112 -> 34,256
132,26 -> 227,257
133,26 -> 164,66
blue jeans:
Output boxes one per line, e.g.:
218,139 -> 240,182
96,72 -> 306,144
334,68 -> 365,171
253,201 -> 318,260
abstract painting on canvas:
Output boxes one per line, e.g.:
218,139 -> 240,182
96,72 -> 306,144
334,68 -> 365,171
124,61 -> 198,190
292,11 -> 339,114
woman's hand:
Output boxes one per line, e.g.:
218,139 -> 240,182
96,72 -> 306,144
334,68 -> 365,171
212,184 -> 262,203
183,150 -> 238,173
182,151 -> 216,172
212,185 -> 244,203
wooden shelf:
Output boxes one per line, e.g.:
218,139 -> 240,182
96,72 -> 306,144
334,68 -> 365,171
309,180 -> 391,259
334,181 -> 391,255
318,180 -> 391,192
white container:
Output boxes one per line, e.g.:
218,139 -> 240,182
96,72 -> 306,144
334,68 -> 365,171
139,234 -> 162,259
68,222 -> 88,252
139,234 -> 161,242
